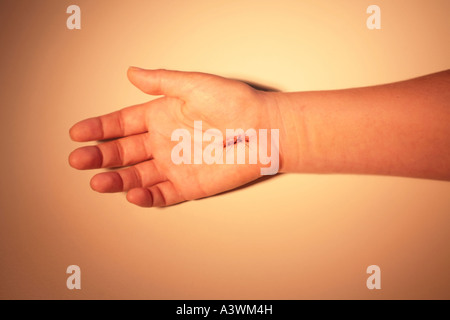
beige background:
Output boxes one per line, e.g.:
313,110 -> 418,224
0,0 -> 449,299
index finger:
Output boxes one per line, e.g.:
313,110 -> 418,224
69,102 -> 149,142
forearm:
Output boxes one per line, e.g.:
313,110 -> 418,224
274,70 -> 450,180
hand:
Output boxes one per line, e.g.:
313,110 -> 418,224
69,68 -> 282,207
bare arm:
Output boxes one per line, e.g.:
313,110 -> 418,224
275,70 -> 450,180
69,69 -> 450,207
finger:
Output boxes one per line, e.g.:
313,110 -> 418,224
68,132 -> 152,170
126,181 -> 184,207
69,102 -> 149,142
90,160 -> 166,193
127,67 -> 201,98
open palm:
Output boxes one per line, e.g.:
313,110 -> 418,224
69,68 -> 279,207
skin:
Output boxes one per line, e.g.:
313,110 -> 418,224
69,68 -> 450,207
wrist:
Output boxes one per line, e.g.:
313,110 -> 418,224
263,91 -> 310,174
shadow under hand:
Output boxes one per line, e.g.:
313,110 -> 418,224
233,79 -> 280,92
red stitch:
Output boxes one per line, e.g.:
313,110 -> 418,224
223,135 -> 250,148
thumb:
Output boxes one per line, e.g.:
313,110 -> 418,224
127,67 -> 195,97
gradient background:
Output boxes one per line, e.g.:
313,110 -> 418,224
0,0 -> 449,299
